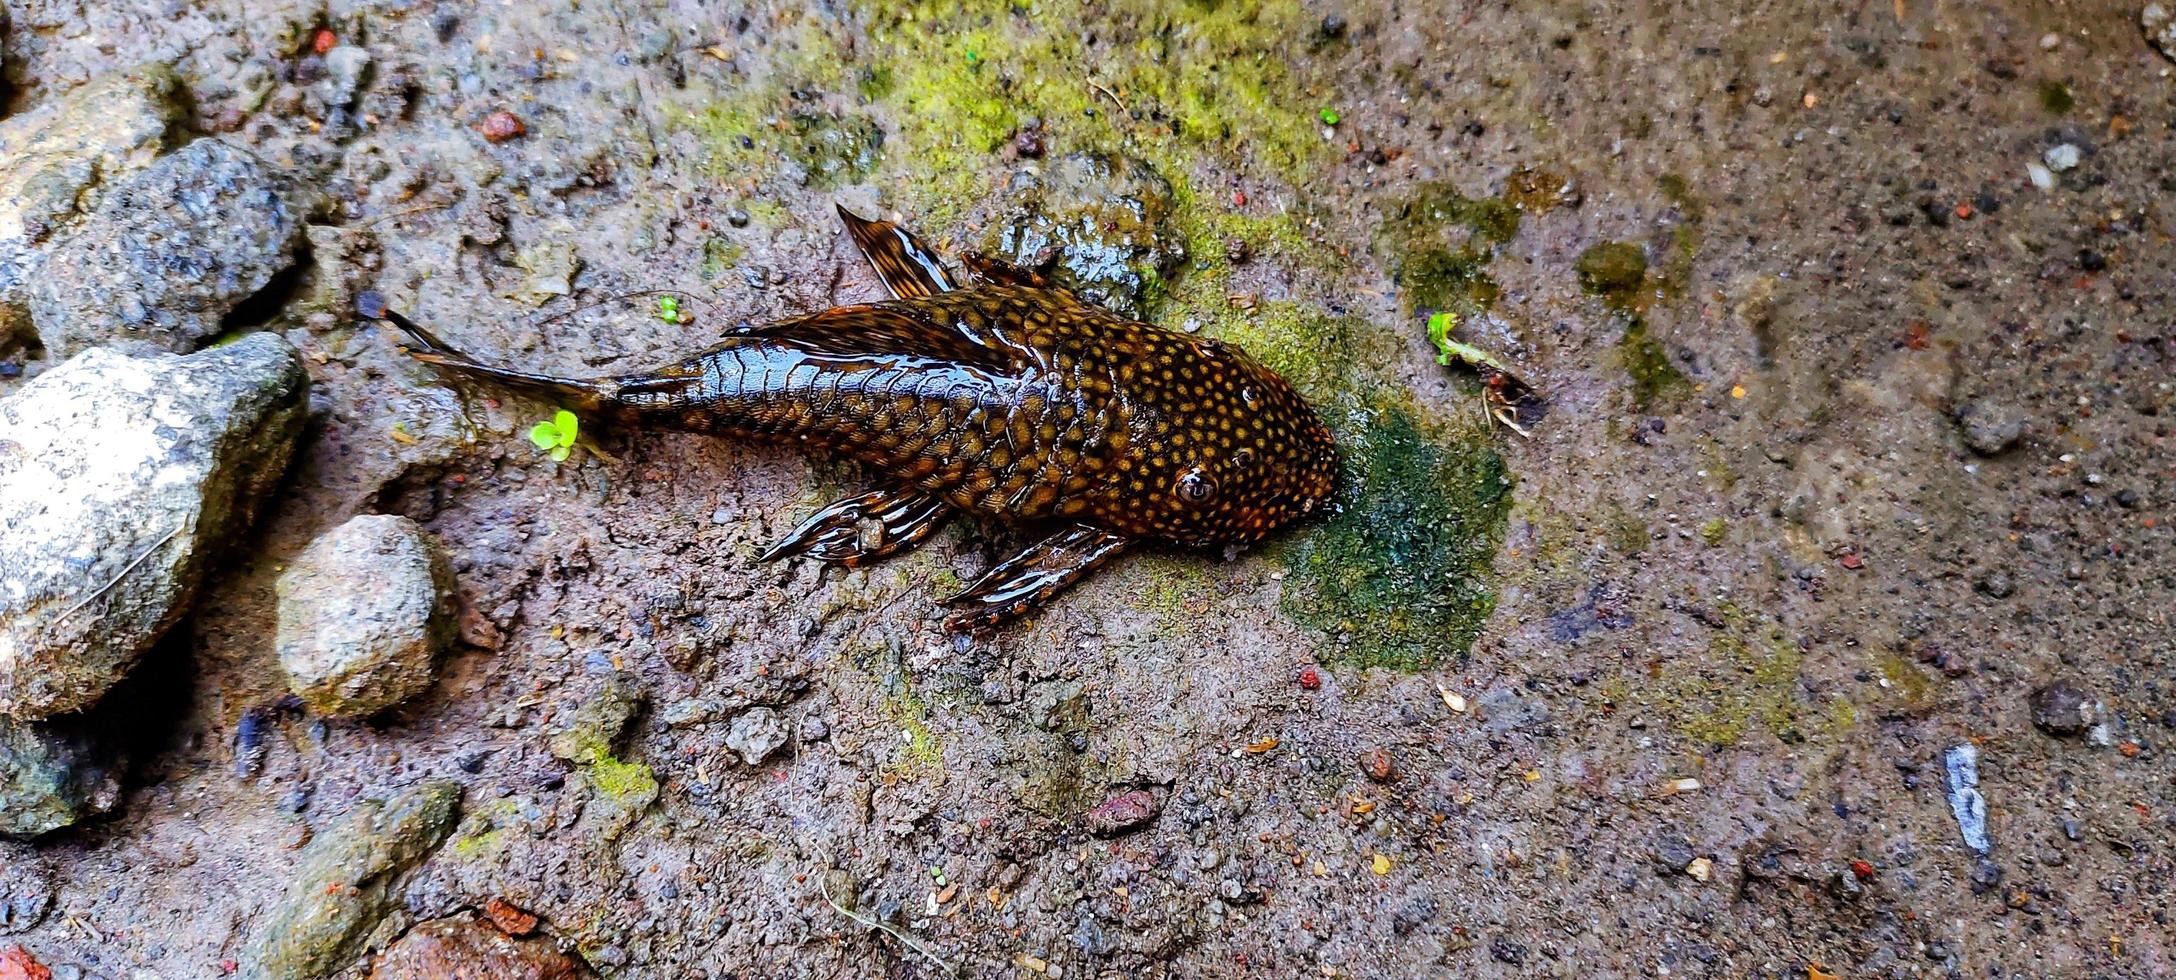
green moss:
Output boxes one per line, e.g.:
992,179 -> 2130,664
1575,241 -> 1649,310
1619,316 -> 1690,408
1379,182 -> 1522,317
1698,517 -> 1728,546
1658,618 -> 1829,748
839,0 -> 1334,232
450,799 -> 523,859
590,754 -> 659,801
1657,173 -> 1706,222
881,682 -> 945,778
1875,650 -> 1932,709
1195,299 -> 1365,400
1504,167 -> 1578,215
785,109 -> 885,186
1282,396 -> 1513,671
2037,79 -> 2073,114
1602,504 -> 1650,555
699,236 -> 745,282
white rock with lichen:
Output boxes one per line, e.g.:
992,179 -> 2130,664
0,334 -> 309,718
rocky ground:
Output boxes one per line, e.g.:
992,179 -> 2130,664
0,0 -> 2171,977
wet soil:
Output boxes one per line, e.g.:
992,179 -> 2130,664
2,0 -> 2172,977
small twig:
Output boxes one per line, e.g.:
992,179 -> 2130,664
56,526 -> 181,624
816,867 -> 957,976
1088,80 -> 1128,114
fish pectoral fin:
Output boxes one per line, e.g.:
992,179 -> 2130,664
960,251 -> 1051,289
836,204 -> 958,299
758,488 -> 953,567
942,525 -> 1131,631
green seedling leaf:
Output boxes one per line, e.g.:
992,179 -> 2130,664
1319,108 -> 1340,126
529,409 -> 581,460
1427,311 -> 1459,366
657,295 -> 681,323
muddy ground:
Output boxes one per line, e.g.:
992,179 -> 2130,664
2,0 -> 2172,977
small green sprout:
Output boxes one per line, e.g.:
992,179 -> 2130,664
657,295 -> 681,324
1427,312 -> 1536,438
1319,108 -> 1341,126
1427,311 -> 1459,365
528,409 -> 580,462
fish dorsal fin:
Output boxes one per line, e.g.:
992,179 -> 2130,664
960,251 -> 1053,289
726,302 -> 1033,374
836,205 -> 958,299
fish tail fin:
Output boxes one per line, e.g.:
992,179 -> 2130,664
380,309 -> 611,411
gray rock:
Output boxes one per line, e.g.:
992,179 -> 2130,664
1478,686 -> 1553,733
0,713 -> 122,837
993,152 -> 1184,319
724,707 -> 788,766
548,674 -> 644,765
246,780 -> 462,980
1652,831 -> 1696,872
2029,681 -> 2095,736
0,844 -> 54,931
0,65 -> 185,345
2150,5 -> 2176,62
276,515 -> 457,718
0,334 -> 309,719
317,46 -> 372,108
1955,397 -> 2024,455
31,138 -> 307,357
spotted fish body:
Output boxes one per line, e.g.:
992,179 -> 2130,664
385,208 -> 1338,629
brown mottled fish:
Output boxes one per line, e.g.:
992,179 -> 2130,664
380,206 -> 1338,630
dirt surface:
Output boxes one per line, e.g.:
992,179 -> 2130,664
2,0 -> 2172,977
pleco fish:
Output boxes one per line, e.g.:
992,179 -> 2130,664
380,207 -> 1339,629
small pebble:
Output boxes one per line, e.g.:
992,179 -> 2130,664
2042,143 -> 2080,172
479,110 -> 526,143
726,209 -> 751,228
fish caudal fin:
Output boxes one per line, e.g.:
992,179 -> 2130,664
380,309 -> 610,410
836,204 -> 958,299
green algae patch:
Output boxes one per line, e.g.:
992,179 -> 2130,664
1379,182 -> 1522,318
2037,79 -> 2074,114
880,683 -> 946,779
1195,299 -> 1369,402
589,753 -> 660,803
851,0 -> 1333,226
1282,398 -> 1513,671
1575,241 -> 1648,310
1619,316 -> 1690,408
1644,612 -> 1850,749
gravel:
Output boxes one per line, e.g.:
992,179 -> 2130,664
0,333 -> 308,719
2028,681 -> 2095,737
723,706 -> 788,766
276,515 -> 458,718
369,914 -> 584,980
2145,4 -> 2176,62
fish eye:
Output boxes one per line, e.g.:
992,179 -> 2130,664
1177,468 -> 1218,504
